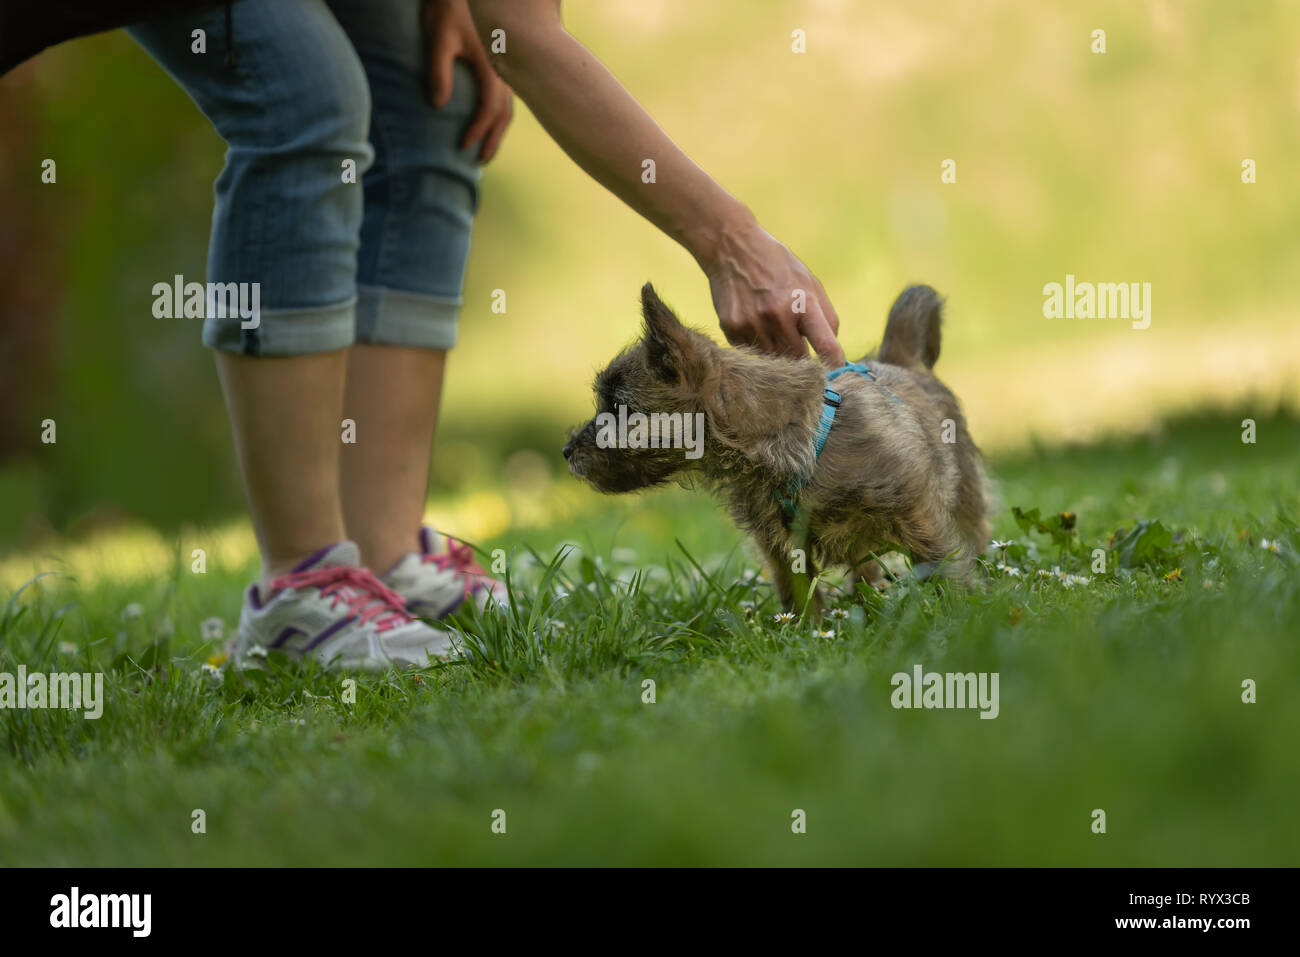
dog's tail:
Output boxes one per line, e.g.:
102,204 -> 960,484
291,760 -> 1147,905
878,285 -> 943,370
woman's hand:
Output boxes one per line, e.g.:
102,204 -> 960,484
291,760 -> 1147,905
461,0 -> 844,365
423,0 -> 513,162
703,216 -> 845,367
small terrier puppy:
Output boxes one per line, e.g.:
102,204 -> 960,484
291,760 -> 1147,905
564,283 -> 992,612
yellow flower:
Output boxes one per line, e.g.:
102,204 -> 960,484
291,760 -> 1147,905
207,650 -> 228,667
1164,568 -> 1183,582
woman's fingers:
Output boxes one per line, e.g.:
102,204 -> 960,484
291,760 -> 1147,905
815,285 -> 841,337
720,311 -> 771,354
459,57 -> 496,149
798,305 -> 846,368
762,303 -> 810,357
462,57 -> 513,160
479,92 -> 513,162
428,30 -> 460,108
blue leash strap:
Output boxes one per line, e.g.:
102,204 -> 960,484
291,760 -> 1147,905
812,387 -> 841,458
825,360 -> 874,384
778,361 -> 901,522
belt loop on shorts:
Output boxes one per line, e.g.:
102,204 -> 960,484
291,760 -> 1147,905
225,2 -> 238,68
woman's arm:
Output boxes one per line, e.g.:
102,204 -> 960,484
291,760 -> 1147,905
465,0 -> 844,365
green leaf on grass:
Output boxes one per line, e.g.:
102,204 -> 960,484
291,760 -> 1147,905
1012,506 -> 1042,536
1111,520 -> 1174,569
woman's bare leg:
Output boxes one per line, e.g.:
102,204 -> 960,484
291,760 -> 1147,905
340,343 -> 446,576
215,351 -> 349,584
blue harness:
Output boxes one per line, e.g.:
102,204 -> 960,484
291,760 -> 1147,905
777,361 -> 901,523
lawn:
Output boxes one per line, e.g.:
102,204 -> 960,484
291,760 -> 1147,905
1,407 -> 1297,866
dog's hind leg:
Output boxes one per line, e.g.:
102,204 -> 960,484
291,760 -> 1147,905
850,557 -> 890,592
899,508 -> 976,584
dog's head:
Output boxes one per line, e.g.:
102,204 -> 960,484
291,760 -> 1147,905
565,283 -> 828,492
564,284 -> 718,492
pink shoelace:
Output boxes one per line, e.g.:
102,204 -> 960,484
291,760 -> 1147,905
421,538 -> 489,599
270,565 -> 412,633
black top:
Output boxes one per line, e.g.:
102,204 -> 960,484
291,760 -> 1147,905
2,1 -> 228,75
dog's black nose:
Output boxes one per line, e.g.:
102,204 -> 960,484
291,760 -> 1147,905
562,441 -> 573,460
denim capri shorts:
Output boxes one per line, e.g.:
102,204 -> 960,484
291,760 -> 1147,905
129,0 -> 480,355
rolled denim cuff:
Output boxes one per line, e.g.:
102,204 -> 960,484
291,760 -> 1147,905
354,283 -> 460,351
202,297 -> 356,357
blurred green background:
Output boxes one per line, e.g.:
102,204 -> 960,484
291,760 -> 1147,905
1,0 -> 1297,550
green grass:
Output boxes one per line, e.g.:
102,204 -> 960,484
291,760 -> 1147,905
1,408 -> 1297,865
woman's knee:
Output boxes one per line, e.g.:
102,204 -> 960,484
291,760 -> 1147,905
130,0 -> 374,162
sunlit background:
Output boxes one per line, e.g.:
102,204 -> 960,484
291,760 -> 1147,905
2,0 -> 1297,577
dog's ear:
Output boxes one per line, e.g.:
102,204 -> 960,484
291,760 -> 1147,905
641,283 -> 704,384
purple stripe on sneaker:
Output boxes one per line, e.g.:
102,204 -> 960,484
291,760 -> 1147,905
433,592 -> 466,620
304,616 -> 355,651
270,626 -> 305,650
419,527 -> 435,556
247,583 -> 264,611
292,543 -> 338,573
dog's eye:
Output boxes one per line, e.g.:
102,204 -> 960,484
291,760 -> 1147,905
597,375 -> 623,410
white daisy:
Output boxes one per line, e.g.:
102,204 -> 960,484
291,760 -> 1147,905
773,612 -> 797,624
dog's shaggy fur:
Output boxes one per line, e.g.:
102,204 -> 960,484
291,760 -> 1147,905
564,283 -> 992,611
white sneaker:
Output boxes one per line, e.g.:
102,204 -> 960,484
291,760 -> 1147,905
383,527 -> 504,620
228,541 -> 461,671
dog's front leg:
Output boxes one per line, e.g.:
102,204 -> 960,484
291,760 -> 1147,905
766,546 -> 797,612
765,542 -> 823,617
